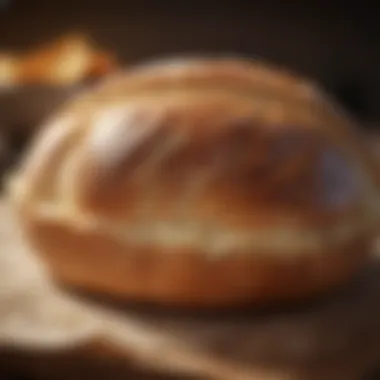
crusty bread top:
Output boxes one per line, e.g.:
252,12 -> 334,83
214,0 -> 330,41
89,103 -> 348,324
9,57 -> 380,256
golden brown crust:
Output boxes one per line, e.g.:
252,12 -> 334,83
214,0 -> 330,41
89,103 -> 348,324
8,57 -> 380,307
19,214 -> 372,307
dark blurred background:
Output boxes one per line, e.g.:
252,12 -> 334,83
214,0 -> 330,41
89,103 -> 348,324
0,1 -> 380,128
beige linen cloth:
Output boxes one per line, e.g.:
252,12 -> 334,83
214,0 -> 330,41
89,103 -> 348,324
0,197 -> 380,380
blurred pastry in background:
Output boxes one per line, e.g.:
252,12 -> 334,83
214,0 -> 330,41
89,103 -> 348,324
0,54 -> 19,87
0,33 -> 118,87
0,33 -> 119,179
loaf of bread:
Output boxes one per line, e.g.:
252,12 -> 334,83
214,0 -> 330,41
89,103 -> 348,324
8,57 -> 380,307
